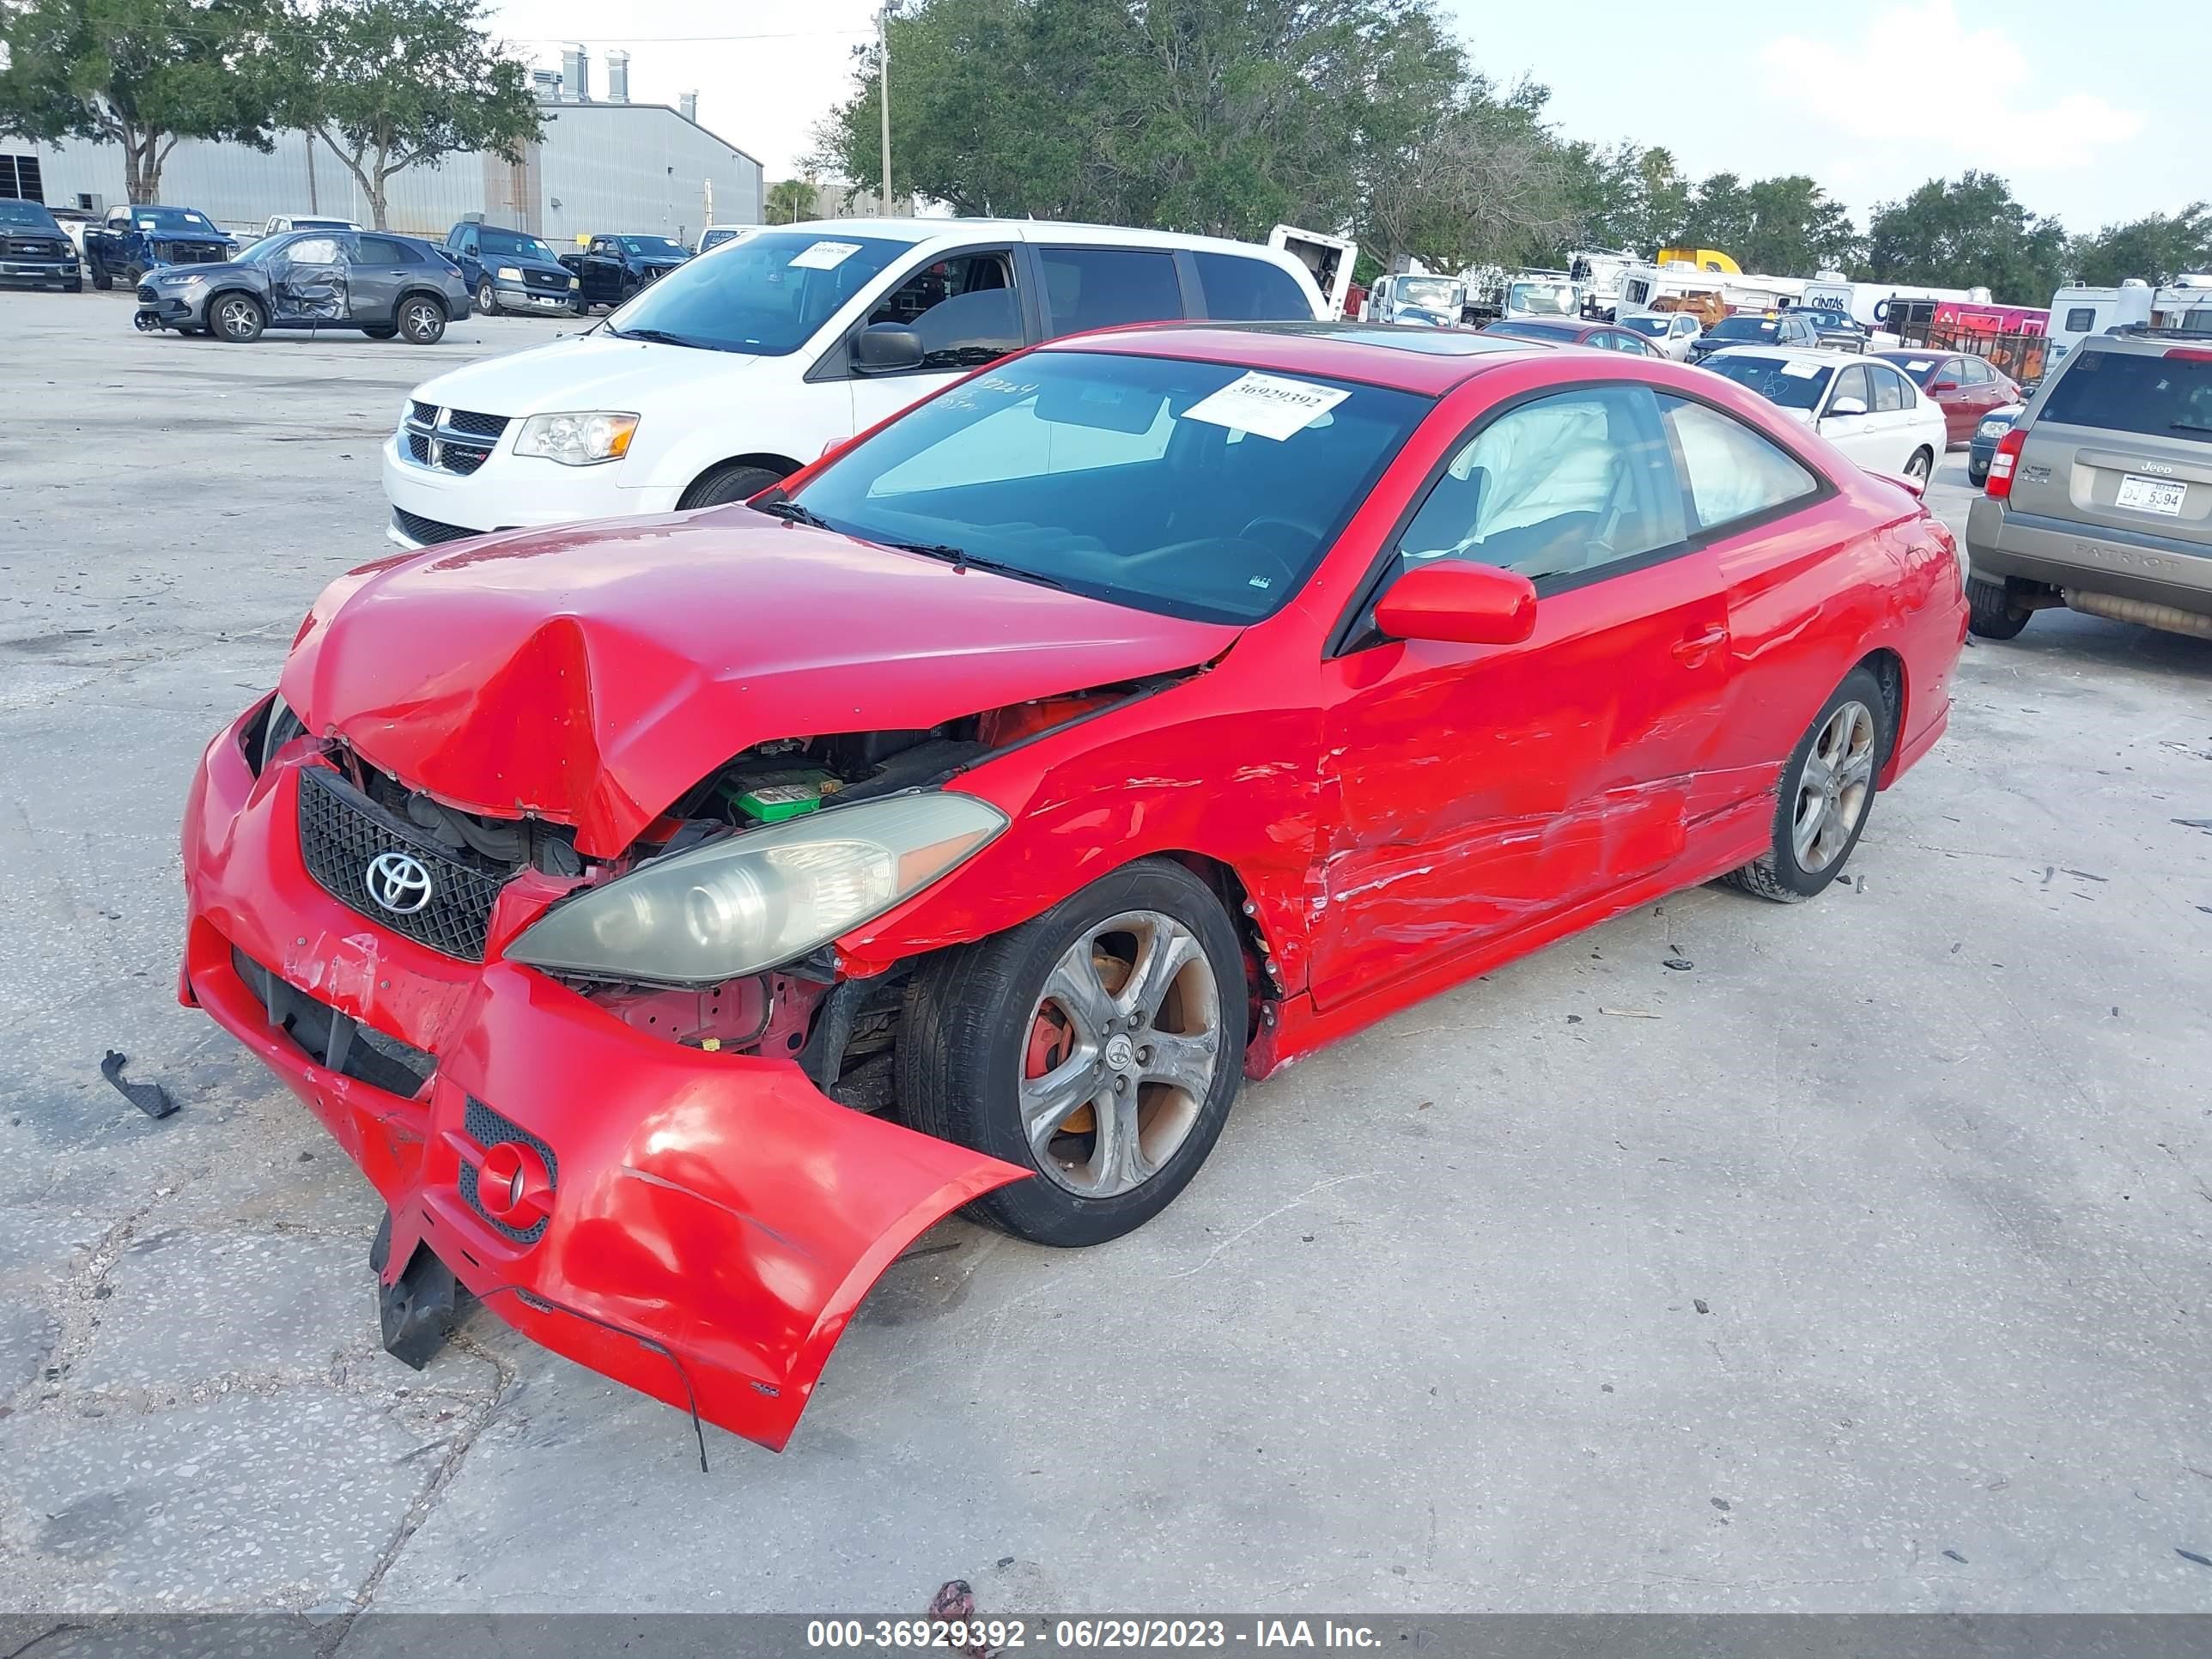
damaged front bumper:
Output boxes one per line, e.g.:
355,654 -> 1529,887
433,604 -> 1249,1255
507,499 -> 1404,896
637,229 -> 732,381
179,706 -> 1026,1452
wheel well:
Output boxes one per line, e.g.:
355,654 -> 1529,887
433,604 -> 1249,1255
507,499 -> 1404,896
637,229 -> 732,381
395,286 -> 447,317
1158,852 -> 1281,1026
679,454 -> 802,507
1854,647 -> 1905,779
204,285 -> 262,318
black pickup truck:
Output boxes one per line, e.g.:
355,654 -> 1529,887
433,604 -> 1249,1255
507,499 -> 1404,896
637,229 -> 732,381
564,234 -> 693,313
0,198 -> 82,290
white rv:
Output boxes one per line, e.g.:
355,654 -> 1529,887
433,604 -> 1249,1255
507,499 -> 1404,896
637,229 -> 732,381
1617,259 -> 1806,319
2047,276 -> 2212,364
1268,224 -> 1358,319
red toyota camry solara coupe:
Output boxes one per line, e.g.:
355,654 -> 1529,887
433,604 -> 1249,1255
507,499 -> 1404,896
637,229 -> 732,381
182,323 -> 1966,1451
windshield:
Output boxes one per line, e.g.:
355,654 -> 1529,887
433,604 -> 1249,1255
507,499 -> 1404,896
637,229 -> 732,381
0,199 -> 60,229
131,207 -> 216,232
787,349 -> 1430,624
1705,354 -> 1834,410
1880,354 -> 1943,386
605,229 -> 913,355
1709,315 -> 1779,341
1620,314 -> 1672,337
1508,282 -> 1577,315
2040,349 -> 2212,438
621,236 -> 688,257
1395,277 -> 1461,309
479,227 -> 559,263
1486,320 -> 1579,342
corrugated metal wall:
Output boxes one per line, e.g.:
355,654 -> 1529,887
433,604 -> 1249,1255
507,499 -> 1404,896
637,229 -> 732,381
23,105 -> 763,245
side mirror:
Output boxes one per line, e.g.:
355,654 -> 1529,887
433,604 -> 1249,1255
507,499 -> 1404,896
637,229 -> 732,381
854,323 -> 924,374
1929,379 -> 1958,393
1374,560 -> 1538,647
1826,396 -> 1870,418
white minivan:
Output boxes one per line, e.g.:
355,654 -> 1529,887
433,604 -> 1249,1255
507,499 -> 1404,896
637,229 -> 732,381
383,217 -> 1330,546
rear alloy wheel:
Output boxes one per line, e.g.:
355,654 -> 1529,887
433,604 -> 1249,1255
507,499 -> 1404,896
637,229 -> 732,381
901,860 -> 1248,1245
1723,667 -> 1889,903
1966,575 -> 2030,640
397,295 -> 447,344
476,278 -> 498,316
1904,447 -> 1933,484
210,293 -> 265,343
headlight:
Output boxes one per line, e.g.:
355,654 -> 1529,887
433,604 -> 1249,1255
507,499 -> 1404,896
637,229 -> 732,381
507,793 -> 1006,984
513,410 -> 640,465
495,265 -> 522,281
1978,420 -> 2010,439
568,275 -> 581,289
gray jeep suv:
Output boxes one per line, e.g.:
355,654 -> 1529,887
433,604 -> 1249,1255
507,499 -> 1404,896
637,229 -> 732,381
1965,326 -> 2212,641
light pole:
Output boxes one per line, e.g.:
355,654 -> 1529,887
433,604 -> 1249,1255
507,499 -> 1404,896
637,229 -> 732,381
878,2 -> 894,212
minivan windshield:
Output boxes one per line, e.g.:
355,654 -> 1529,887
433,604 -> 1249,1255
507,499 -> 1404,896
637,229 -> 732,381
604,229 -> 913,355
787,349 -> 1430,624
2040,348 -> 2212,438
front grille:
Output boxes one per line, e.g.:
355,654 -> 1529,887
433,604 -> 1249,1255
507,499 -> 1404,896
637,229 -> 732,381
137,284 -> 158,304
391,506 -> 483,546
522,268 -> 568,293
458,1097 -> 558,1245
295,767 -> 507,960
398,403 -> 509,476
230,945 -> 437,1097
158,242 -> 222,265
6,238 -> 64,258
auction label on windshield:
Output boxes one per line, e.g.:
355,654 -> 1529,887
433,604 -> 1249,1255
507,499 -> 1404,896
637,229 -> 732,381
789,240 -> 864,270
1182,372 -> 1349,441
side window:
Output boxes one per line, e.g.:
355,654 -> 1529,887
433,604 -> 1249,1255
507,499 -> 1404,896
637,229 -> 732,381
1830,364 -> 1873,411
288,236 -> 346,264
1037,246 -> 1182,336
1192,252 -> 1310,321
1962,357 -> 1993,384
1869,365 -> 1905,412
2064,306 -> 2096,332
1389,385 -> 1686,589
1660,396 -> 1820,533
1674,316 -> 1697,337
866,251 -> 1022,371
356,235 -> 412,264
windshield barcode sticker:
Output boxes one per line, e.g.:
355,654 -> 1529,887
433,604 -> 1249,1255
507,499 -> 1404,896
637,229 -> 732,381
1781,362 -> 1823,379
788,240 -> 863,270
1182,372 -> 1349,441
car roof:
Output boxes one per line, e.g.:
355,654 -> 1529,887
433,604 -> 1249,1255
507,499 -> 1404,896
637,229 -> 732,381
1048,321 -> 1553,394
1708,345 -> 1863,368
780,216 -> 1309,261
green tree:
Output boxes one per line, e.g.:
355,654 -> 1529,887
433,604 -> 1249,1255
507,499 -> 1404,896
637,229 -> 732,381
0,0 -> 282,203
276,0 -> 538,230
1678,172 -> 1857,274
764,178 -> 819,224
1864,171 -> 2068,301
2069,204 -> 2212,286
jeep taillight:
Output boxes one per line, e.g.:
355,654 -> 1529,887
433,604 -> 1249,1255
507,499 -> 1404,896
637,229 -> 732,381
1985,427 -> 2027,498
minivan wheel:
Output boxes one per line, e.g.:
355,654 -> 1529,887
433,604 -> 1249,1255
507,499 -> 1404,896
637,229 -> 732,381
1966,575 -> 2030,640
211,293 -> 265,343
1723,667 -> 1890,904
680,463 -> 785,508
398,295 -> 447,344
900,859 -> 1249,1247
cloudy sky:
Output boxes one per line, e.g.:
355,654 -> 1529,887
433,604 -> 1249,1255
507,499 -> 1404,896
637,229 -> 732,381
489,0 -> 2193,236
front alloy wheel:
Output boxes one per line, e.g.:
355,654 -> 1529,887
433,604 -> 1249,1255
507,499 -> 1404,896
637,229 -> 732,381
212,294 -> 264,343
476,278 -> 498,316
901,859 -> 1248,1245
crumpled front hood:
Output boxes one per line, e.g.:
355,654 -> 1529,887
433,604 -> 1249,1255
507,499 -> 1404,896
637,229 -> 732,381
404,331 -> 757,417
281,512 -> 1241,857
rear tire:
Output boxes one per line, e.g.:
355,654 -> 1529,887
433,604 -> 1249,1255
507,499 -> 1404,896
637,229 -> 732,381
900,859 -> 1249,1247
396,295 -> 447,344
1722,667 -> 1889,904
1904,447 -> 1933,483
1966,575 -> 2030,640
680,463 -> 784,508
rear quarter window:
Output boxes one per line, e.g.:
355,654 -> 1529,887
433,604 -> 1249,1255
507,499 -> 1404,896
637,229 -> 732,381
2039,350 -> 2212,440
1193,252 -> 1312,320
1038,246 -> 1184,336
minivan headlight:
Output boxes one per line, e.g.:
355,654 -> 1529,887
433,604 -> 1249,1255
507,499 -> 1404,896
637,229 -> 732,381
507,793 -> 1006,984
513,410 -> 640,465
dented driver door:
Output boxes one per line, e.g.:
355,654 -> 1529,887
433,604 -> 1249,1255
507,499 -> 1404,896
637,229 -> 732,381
1307,383 -> 1735,1007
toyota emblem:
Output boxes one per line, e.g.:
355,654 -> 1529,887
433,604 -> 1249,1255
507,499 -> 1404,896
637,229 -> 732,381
364,851 -> 434,915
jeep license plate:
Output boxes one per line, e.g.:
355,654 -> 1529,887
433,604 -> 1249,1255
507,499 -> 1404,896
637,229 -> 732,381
2116,474 -> 2186,516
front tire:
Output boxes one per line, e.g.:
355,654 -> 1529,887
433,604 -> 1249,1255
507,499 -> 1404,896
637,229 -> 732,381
476,278 -> 499,316
1966,575 -> 2030,640
680,463 -> 785,508
90,262 -> 112,292
1722,667 -> 1889,904
1966,461 -> 1988,487
210,292 -> 265,343
900,859 -> 1249,1246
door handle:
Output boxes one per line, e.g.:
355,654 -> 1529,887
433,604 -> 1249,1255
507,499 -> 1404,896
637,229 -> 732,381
1672,624 -> 1728,663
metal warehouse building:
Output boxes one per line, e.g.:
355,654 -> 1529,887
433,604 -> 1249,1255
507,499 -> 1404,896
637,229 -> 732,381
21,97 -> 763,246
